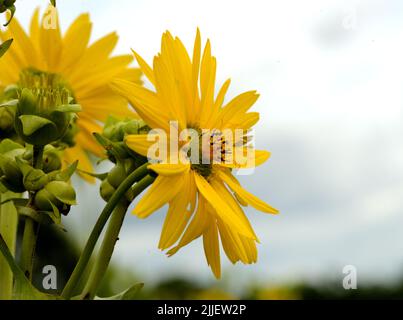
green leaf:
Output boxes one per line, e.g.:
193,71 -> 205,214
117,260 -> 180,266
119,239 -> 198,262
95,283 -> 144,300
0,39 -> 13,57
0,192 -> 19,300
18,115 -> 55,136
0,233 -> 60,300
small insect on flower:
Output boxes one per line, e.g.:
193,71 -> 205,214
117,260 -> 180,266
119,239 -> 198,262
0,6 -> 142,181
111,29 -> 279,278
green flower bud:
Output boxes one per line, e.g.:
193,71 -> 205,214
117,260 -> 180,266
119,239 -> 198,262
0,105 -> 15,131
123,119 -> 149,136
14,70 -> 81,146
43,146 -> 62,173
107,162 -> 126,189
103,117 -> 149,142
0,141 -> 25,192
23,168 -> 48,191
0,155 -> 24,192
34,180 -> 76,213
100,179 -> 116,202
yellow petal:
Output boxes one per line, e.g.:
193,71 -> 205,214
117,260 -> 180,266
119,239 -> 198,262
194,173 -> 256,239
167,191 -> 208,256
111,79 -> 170,132
159,172 -> 195,249
133,175 -> 185,218
210,178 -> 258,241
226,112 -> 260,130
188,28 -> 202,125
125,134 -> 163,159
212,91 -> 259,129
221,149 -> 271,169
132,49 -> 155,86
203,219 -> 221,279
214,79 -> 231,110
148,163 -> 190,176
60,13 -> 92,73
218,170 -> 279,214
217,218 -> 254,264
39,6 -> 62,72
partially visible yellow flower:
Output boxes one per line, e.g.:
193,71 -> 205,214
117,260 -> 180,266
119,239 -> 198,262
112,29 -> 278,278
0,7 -> 141,180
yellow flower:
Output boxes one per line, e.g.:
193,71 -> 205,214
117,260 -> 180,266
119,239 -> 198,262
112,30 -> 278,278
0,7 -> 141,180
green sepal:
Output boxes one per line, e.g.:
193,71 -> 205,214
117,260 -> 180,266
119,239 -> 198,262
0,38 -> 13,57
48,160 -> 78,182
0,99 -> 18,108
45,181 -> 76,206
15,158 -> 49,192
47,201 -> 62,225
95,283 -> 144,300
93,132 -> 128,161
3,5 -> 15,27
18,115 -> 56,136
52,104 -> 81,113
77,169 -> 108,181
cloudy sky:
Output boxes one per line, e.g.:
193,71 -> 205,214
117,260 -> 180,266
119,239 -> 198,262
8,0 -> 403,289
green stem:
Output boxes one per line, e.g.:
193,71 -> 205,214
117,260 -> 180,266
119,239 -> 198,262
20,218 -> 38,280
81,201 -> 129,300
33,145 -> 44,169
61,163 -> 151,299
0,192 -> 19,300
19,145 -> 44,281
0,233 -> 26,281
81,175 -> 156,300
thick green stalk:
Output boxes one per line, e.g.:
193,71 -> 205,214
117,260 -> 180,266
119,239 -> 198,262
19,218 -> 38,280
0,192 -> 19,300
19,145 -> 43,281
0,233 -> 26,282
80,201 -> 129,300
80,175 -> 156,300
61,163 -> 151,299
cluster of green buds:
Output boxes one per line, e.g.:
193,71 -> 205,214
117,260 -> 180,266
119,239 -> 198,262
0,138 -> 77,224
92,117 -> 149,202
0,69 -> 81,226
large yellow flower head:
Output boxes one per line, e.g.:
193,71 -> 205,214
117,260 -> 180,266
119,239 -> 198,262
112,29 -> 278,278
0,7 -> 141,177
